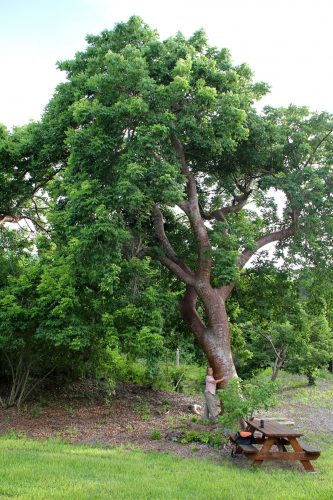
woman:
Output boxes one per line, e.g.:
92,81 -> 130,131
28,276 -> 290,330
203,367 -> 225,422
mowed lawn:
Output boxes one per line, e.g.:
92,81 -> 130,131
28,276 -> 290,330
0,436 -> 333,499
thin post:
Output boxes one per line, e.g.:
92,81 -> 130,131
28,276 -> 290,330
176,348 -> 180,367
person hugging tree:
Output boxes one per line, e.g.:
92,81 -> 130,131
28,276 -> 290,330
203,368 -> 225,422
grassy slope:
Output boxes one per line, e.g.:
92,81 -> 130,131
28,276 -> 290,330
0,436 -> 333,499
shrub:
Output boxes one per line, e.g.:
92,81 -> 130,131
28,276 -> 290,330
219,374 -> 278,429
180,430 -> 225,448
150,430 -> 162,440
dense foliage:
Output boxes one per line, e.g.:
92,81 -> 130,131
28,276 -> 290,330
229,264 -> 333,383
0,17 -> 332,403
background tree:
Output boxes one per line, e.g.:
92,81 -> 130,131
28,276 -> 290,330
230,263 -> 333,383
0,80 -> 75,229
0,233 -> 98,407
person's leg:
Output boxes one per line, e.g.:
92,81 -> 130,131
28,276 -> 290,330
205,392 -> 218,422
212,394 -> 221,418
203,392 -> 210,419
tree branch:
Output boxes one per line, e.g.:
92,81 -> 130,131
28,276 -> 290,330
0,212 -> 49,234
180,286 -> 205,340
32,198 -> 42,221
152,203 -> 194,277
204,197 -> 249,221
302,128 -> 333,170
19,366 -> 56,406
134,238 -> 196,286
159,255 -> 196,286
171,135 -> 212,280
171,135 -> 197,203
238,224 -> 297,269
30,162 -> 66,197
23,216 -> 50,234
219,221 -> 298,300
219,283 -> 235,301
0,214 -> 20,225
258,332 -> 283,360
200,184 -> 252,222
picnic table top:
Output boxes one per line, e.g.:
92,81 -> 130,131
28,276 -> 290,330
246,418 -> 303,438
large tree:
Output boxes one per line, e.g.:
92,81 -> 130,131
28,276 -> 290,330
7,17 -> 333,385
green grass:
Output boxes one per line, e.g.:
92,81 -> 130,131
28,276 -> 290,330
268,370 -> 333,410
1,436 -> 333,499
284,385 -> 333,409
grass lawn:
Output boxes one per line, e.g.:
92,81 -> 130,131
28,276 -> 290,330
0,436 -> 333,499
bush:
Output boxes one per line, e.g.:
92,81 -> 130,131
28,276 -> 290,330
219,374 -> 278,430
94,348 -> 148,387
180,430 -> 225,448
157,363 -> 206,393
150,430 -> 162,440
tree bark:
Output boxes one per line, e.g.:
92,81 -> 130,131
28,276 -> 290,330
271,348 -> 287,382
181,285 -> 238,387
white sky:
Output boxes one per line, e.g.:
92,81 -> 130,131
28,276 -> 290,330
0,0 -> 332,129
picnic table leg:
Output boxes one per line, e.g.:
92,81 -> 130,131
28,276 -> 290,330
288,437 -> 315,472
252,437 -> 275,467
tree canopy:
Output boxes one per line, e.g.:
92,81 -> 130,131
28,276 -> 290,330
1,17 -> 332,398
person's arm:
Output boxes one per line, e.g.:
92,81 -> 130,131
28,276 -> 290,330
210,376 -> 226,385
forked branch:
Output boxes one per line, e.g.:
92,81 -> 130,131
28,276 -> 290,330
180,286 -> 205,340
152,204 -> 195,285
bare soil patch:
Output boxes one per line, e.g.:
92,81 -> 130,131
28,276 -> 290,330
0,381 -> 226,462
265,378 -> 333,444
1,377 -> 332,464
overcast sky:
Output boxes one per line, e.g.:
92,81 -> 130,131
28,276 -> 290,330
1,0 -> 332,129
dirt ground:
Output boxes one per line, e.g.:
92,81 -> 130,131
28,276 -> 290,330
0,381 -> 226,461
266,378 -> 333,441
0,377 -> 332,465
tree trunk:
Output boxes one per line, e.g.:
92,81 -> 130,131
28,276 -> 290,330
271,358 -> 283,382
181,286 -> 238,388
271,347 -> 287,382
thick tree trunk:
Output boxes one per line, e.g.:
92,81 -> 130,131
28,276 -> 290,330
158,136 -> 298,392
200,289 -> 238,386
181,286 -> 238,388
198,325 -> 238,387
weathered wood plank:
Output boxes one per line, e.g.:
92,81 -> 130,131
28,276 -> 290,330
246,419 -> 302,437
257,417 -> 295,425
238,444 -> 258,454
300,443 -> 321,455
254,452 -> 319,461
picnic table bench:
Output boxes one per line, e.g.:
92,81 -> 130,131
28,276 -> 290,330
230,418 -> 320,472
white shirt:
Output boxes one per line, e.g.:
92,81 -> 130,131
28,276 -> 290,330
205,375 -> 216,395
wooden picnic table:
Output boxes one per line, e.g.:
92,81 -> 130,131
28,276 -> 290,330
238,418 -> 320,472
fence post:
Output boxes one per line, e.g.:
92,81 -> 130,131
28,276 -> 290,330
176,348 -> 180,367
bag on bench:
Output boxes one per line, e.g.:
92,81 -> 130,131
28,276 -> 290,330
231,431 -> 254,457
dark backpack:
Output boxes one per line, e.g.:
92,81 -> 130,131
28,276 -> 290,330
231,431 -> 254,457
235,431 -> 253,445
